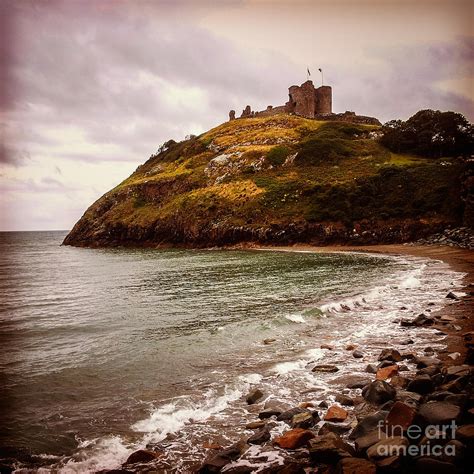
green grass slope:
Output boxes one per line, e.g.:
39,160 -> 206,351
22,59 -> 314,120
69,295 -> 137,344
63,114 -> 468,247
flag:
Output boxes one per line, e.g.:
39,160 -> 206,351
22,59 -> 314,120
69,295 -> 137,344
307,67 -> 311,76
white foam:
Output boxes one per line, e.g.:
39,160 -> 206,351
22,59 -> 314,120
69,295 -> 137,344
400,275 -> 421,289
285,313 -> 306,323
134,390 -> 242,443
272,360 -> 306,374
48,436 -> 132,474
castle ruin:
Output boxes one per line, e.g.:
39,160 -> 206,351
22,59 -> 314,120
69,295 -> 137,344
229,80 -> 380,125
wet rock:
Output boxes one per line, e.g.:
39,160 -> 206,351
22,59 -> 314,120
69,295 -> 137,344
416,356 -> 442,368
385,401 -> 416,431
417,366 -> 440,377
308,432 -> 355,464
395,389 -> 422,408
400,338 -> 414,345
246,388 -> 264,405
336,457 -> 376,474
291,412 -> 316,429
198,441 -> 247,473
444,393 -> 468,407
362,381 -> 396,405
335,394 -> 354,406
412,313 -> 434,326
378,349 -> 402,362
345,344 -> 356,350
446,291 -> 459,300
407,375 -> 435,394
124,450 -> 160,465
245,421 -> 267,429
439,375 -> 468,393
366,436 -> 409,461
365,364 -> 377,374
349,411 -> 388,440
247,428 -> 270,445
417,401 -> 461,425
259,409 -> 282,419
426,391 -> 455,402
264,399 -> 291,412
376,365 -> 398,381
352,350 -> 364,359
319,421 -> 353,436
274,428 -> 315,449
354,430 -> 388,454
325,405 -> 348,422
456,424 -> 474,442
390,375 -> 410,389
319,400 -> 329,408
443,365 -> 471,380
312,364 -> 339,373
277,407 -> 308,423
330,374 -> 372,389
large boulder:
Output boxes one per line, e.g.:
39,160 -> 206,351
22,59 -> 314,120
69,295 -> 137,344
366,436 -> 409,461
247,428 -> 270,445
198,442 -> 247,473
457,424 -> 474,442
273,429 -> 315,449
246,388 -> 264,405
362,381 -> 396,405
325,405 -> 349,422
277,407 -> 309,423
124,450 -> 160,465
354,430 -> 388,454
385,401 -> 417,431
308,432 -> 354,464
407,375 -> 435,395
349,411 -> 388,440
416,356 -> 442,369
417,401 -> 461,425
291,411 -> 316,429
376,365 -> 399,381
378,349 -> 402,362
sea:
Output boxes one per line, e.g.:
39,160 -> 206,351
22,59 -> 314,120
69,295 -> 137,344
0,231 -> 465,472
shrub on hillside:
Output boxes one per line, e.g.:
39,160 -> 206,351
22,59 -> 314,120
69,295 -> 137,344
266,146 -> 291,166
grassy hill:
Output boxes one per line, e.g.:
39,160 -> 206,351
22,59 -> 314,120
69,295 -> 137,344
63,114 -> 468,247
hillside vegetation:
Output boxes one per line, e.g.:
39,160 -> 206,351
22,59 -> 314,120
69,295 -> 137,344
64,114 -> 471,247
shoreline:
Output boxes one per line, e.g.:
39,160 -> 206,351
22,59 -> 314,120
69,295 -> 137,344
117,242 -> 473,473
245,243 -> 474,364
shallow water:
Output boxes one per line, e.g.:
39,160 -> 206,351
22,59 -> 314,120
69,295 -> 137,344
0,231 -> 464,472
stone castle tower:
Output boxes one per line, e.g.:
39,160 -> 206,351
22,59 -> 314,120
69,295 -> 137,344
287,80 -> 332,117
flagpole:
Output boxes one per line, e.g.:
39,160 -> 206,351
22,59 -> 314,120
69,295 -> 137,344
319,68 -> 324,86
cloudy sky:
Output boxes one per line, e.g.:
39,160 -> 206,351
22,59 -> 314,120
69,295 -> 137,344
1,0 -> 473,231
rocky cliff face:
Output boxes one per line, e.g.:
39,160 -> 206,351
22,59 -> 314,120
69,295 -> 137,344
63,114 -> 469,248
